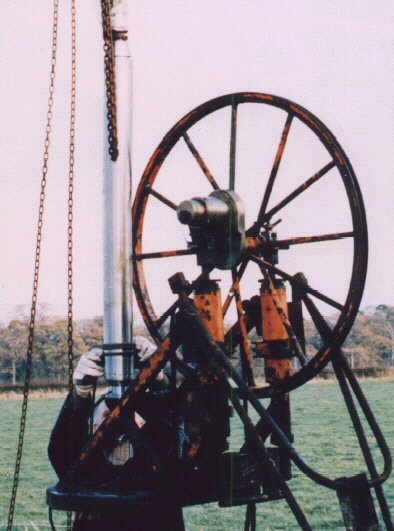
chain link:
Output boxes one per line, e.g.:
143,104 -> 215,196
101,0 -> 119,161
7,2 -> 59,529
66,2 -> 77,529
67,0 -> 76,390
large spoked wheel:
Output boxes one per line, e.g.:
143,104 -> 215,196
132,92 -> 368,396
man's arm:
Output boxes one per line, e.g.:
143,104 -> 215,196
48,348 -> 104,479
48,389 -> 93,479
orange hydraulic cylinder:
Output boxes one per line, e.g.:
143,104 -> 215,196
188,280 -> 229,461
260,279 -> 293,382
260,279 -> 293,472
194,280 -> 225,343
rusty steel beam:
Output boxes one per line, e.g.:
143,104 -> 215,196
148,187 -> 178,211
182,132 -> 220,190
230,268 -> 255,386
257,160 -> 336,226
257,113 -> 293,222
275,231 -> 354,248
135,248 -> 196,260
222,260 -> 249,317
229,96 -> 238,191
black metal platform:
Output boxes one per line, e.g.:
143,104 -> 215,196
47,484 -> 282,512
47,486 -> 165,512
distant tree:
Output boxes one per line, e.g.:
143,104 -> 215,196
0,319 -> 30,382
33,318 -> 86,380
0,304 -> 393,387
374,305 -> 394,366
77,317 -> 103,350
0,317 -> 86,384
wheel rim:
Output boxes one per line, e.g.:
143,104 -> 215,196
132,92 -> 368,396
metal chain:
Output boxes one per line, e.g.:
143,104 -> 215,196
101,0 -> 119,161
7,2 -> 59,529
66,2 -> 77,530
67,0 -> 76,390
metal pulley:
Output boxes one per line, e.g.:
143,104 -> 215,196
177,189 -> 245,269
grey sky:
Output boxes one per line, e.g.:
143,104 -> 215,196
0,0 -> 393,323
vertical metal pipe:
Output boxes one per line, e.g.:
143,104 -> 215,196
103,0 -> 133,398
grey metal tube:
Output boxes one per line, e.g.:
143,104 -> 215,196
103,1 -> 133,398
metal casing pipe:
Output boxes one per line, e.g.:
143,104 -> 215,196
103,0 -> 133,398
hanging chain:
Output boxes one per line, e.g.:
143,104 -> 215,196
101,0 -> 119,161
7,2 -> 59,529
67,0 -> 76,390
66,2 -> 77,530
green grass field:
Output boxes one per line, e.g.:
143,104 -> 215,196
0,381 -> 393,530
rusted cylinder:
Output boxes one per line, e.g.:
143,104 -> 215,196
260,278 -> 293,465
194,280 -> 225,343
189,280 -> 229,463
261,279 -> 289,341
260,279 -> 292,381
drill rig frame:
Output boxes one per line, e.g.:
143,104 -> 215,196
48,91 -> 392,530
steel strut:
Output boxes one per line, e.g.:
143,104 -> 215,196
173,273 -> 393,530
299,281 -> 393,531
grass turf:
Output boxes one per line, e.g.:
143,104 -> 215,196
0,381 -> 393,530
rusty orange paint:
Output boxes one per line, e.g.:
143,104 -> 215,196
136,248 -> 195,261
195,287 -> 225,342
265,358 -> 293,382
187,440 -> 202,459
135,336 -> 172,391
261,279 -> 293,384
175,109 -> 197,129
254,341 -> 271,357
243,92 -> 274,101
245,236 -> 263,252
289,105 -> 321,131
221,261 -> 249,317
274,116 -> 292,168
183,131 -> 220,190
231,276 -> 255,385
334,148 -> 344,166
261,284 -> 289,341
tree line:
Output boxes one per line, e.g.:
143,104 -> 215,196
0,305 -> 393,387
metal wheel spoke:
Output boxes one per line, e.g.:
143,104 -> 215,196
229,96 -> 238,190
257,113 -> 293,221
276,231 -> 354,248
222,260 -> 249,316
182,132 -> 220,190
135,248 -> 196,260
231,268 -> 255,385
248,253 -> 344,311
148,187 -> 177,211
259,161 -> 336,225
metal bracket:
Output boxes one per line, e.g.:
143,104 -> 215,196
337,474 -> 381,530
